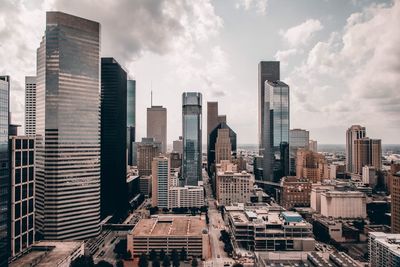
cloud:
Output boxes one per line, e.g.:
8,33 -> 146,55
274,48 -> 297,64
235,0 -> 268,14
280,19 -> 323,47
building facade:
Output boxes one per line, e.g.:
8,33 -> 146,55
35,12 -> 101,239
127,79 -> 136,166
24,76 -> 36,136
136,137 -> 161,176
353,138 -> 382,175
216,170 -> 253,206
182,92 -> 202,186
168,186 -> 204,209
296,149 -> 328,183
147,105 -> 167,154
207,101 -> 219,148
215,128 -> 232,164
100,57 -> 128,218
280,176 -> 311,209
152,156 -> 170,208
368,232 -> 400,267
320,191 -> 367,219
289,129 -> 309,175
346,125 -> 366,173
172,136 -> 183,155
10,136 -> 35,256
392,171 -> 400,233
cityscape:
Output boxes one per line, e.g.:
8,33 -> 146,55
1,1 -> 400,267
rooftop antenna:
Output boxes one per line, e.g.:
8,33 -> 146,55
151,81 -> 153,107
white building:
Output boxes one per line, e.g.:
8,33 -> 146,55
24,76 -> 36,136
310,185 -> 335,213
152,156 -> 170,208
362,166 -> 377,187
168,186 -> 204,208
369,232 -> 400,267
216,171 -> 254,206
320,191 -> 366,219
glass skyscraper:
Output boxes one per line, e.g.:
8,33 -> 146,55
0,75 -> 10,267
263,80 -> 290,184
127,80 -> 136,166
35,12 -> 101,240
182,92 -> 202,186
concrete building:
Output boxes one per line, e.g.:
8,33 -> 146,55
182,92 -> 202,186
147,105 -> 167,153
215,128 -> 232,164
35,12 -> 101,240
289,129 -> 309,175
296,149 -> 328,183
152,156 -> 170,208
24,76 -> 36,136
207,102 -> 219,150
391,171 -> 400,233
353,137 -> 382,175
168,186 -> 204,208
368,232 -> 400,267
226,205 -> 315,252
128,216 -> 209,259
10,135 -> 35,257
217,115 -> 226,124
309,140 -> 318,153
170,151 -> 182,169
9,241 -> 84,267
320,191 -> 367,219
362,166 -> 377,187
280,176 -> 312,209
127,79 -> 136,166
136,137 -> 161,176
172,136 -> 183,155
216,171 -> 254,206
346,125 -> 366,173
139,176 -> 151,197
310,185 -> 335,213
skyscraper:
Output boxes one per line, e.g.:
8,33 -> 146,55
172,136 -> 183,155
182,92 -> 202,186
100,57 -> 128,218
0,75 -> 10,267
151,156 -> 170,208
262,80 -> 290,184
353,138 -> 382,175
24,76 -> 36,136
207,102 -> 218,148
258,61 -> 280,156
346,125 -> 366,173
136,137 -> 161,176
391,172 -> 400,233
289,129 -> 309,175
35,12 -> 101,240
127,79 -> 136,166
147,106 -> 167,154
215,128 -> 232,164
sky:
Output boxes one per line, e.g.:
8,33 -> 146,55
1,0 -> 399,145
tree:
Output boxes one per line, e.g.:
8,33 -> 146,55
179,247 -> 187,261
205,214 -> 209,225
171,249 -> 180,267
139,253 -> 149,267
115,260 -> 124,267
162,255 -> 171,267
149,249 -> 158,261
191,258 -> 198,267
113,239 -> 127,257
70,255 -> 94,267
232,264 -> 244,267
159,249 -> 166,260
95,261 -> 113,267
152,259 -> 160,267
125,250 -> 132,260
162,207 -> 169,213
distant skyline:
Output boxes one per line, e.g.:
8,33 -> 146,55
1,0 -> 399,144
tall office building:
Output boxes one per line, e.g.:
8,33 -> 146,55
24,76 -> 36,136
136,137 -> 161,176
151,156 -> 170,208
392,172 -> 400,233
172,136 -> 183,155
258,61 -> 280,156
217,115 -> 227,124
262,80 -> 290,184
100,57 -> 128,218
127,79 -> 136,166
309,139 -> 318,153
182,92 -> 202,186
207,102 -> 219,148
0,75 -> 10,267
353,138 -> 382,175
346,125 -> 366,173
147,106 -> 167,154
35,12 -> 101,240
289,129 -> 309,175
296,149 -> 328,183
10,135 -> 35,256
215,128 -> 232,164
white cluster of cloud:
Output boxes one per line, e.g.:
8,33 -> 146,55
286,0 -> 400,142
235,0 -> 268,14
281,19 -> 324,47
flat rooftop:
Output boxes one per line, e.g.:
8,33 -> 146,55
131,215 -> 206,237
10,241 -> 83,267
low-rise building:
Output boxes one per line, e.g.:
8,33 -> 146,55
320,191 -> 367,219
368,232 -> 400,267
168,186 -> 204,208
310,184 -> 335,213
216,170 -> 254,206
127,215 -> 209,259
280,176 -> 311,209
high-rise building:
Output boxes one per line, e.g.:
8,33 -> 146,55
151,156 -> 170,208
170,151 -> 182,169
182,92 -> 202,186
258,61 -> 280,157
353,138 -> 382,175
215,128 -> 232,164
346,125 -> 366,173
168,186 -> 204,209
309,139 -> 318,153
35,12 -> 101,240
391,171 -> 400,233
289,129 -> 309,175
136,137 -> 161,176
368,232 -> 400,266
100,57 -> 128,218
207,102 -> 219,144
0,75 -> 10,267
24,76 -> 36,136
127,79 -> 136,166
147,106 -> 167,154
172,136 -> 183,155
262,80 -> 290,184
9,135 -> 35,257
217,115 -> 227,124
296,149 -> 328,183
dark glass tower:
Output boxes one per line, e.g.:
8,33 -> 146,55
258,61 -> 280,157
182,92 -> 202,186
0,75 -> 10,267
35,12 -> 101,240
101,57 -> 128,219
263,80 -> 290,184
127,80 -> 136,166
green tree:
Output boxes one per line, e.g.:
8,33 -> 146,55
162,255 -> 171,267
149,249 -> 158,261
179,247 -> 187,261
191,258 -> 198,267
159,249 -> 166,260
70,255 -> 94,267
232,264 -> 244,267
171,249 -> 179,267
95,261 -> 113,267
115,260 -> 124,267
139,253 -> 149,267
152,259 -> 160,267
